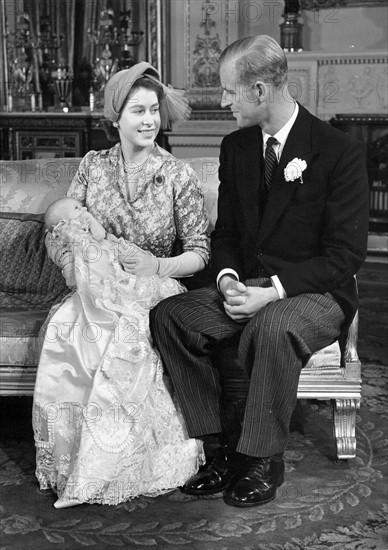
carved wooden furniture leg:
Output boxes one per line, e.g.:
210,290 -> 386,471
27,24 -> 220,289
333,398 -> 360,459
332,307 -> 362,459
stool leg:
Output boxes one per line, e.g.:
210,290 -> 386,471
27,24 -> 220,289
332,398 -> 360,459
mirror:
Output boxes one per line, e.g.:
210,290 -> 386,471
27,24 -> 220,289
0,0 -> 168,112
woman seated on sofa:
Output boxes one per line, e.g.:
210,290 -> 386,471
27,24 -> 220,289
32,62 -> 209,509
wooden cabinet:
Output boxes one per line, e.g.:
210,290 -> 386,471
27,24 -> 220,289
14,131 -> 81,159
0,111 -> 114,160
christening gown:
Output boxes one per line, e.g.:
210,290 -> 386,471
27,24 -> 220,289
32,218 -> 204,506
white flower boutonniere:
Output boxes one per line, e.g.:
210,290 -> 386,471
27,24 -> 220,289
284,158 -> 307,184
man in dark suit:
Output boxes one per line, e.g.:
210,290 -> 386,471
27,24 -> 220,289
150,35 -> 369,507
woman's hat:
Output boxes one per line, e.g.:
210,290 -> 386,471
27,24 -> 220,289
104,61 -> 190,129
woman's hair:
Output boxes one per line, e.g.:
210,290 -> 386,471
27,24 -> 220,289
101,119 -> 120,142
219,35 -> 288,90
102,77 -> 164,142
121,76 -> 164,110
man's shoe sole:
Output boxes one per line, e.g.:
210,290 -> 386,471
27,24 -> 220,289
223,491 -> 277,507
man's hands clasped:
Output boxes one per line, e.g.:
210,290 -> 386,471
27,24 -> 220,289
219,276 -> 279,323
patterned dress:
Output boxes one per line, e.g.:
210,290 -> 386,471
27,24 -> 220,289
32,143 -> 209,506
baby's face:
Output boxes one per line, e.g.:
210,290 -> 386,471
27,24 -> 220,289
61,198 -> 86,221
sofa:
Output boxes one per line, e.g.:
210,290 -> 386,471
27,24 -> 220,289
0,156 -> 361,459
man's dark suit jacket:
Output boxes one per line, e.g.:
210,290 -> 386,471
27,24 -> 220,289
211,104 -> 369,331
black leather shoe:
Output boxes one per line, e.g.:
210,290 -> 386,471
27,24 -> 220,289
181,445 -> 239,495
224,454 -> 285,507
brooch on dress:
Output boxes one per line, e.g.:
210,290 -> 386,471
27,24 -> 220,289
153,174 -> 165,187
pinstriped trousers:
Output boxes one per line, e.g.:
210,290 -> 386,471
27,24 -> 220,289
150,281 -> 345,458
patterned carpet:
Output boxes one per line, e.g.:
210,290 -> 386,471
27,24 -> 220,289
0,261 -> 387,550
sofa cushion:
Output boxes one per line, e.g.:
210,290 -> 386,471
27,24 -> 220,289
0,309 -> 48,367
0,213 -> 70,367
303,341 -> 341,371
0,213 -> 69,310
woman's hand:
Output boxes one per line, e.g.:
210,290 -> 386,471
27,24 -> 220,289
119,248 -> 159,277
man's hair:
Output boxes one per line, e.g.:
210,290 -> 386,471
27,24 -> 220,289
219,35 -> 288,90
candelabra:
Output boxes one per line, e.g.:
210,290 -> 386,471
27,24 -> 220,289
6,13 -> 36,111
6,12 -> 65,111
37,15 -> 65,96
87,8 -> 144,109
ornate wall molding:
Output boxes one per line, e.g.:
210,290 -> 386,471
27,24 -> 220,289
286,59 -> 319,115
176,2 -> 387,119
286,51 -> 388,119
189,110 -> 234,121
318,57 -> 387,65
184,0 -> 238,110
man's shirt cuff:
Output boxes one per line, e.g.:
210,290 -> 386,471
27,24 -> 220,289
216,269 -> 239,290
271,275 -> 287,299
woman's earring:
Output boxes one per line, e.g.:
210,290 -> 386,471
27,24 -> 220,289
113,122 -> 119,128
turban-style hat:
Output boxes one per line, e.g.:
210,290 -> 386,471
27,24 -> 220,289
104,61 -> 190,129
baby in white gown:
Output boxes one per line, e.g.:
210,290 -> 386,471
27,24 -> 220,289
33,198 -> 204,509
44,197 -> 149,287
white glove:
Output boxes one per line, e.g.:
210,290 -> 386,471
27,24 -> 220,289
119,248 -> 159,277
157,252 -> 205,278
119,249 -> 205,279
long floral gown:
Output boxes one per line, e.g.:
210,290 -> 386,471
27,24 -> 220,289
32,143 -> 209,506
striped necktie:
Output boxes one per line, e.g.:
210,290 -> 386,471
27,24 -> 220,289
264,136 -> 278,191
